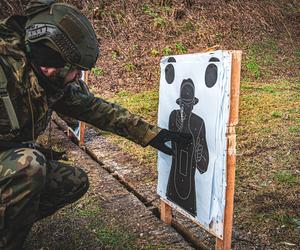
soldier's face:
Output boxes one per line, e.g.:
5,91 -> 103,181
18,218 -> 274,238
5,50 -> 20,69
63,69 -> 82,84
40,67 -> 82,84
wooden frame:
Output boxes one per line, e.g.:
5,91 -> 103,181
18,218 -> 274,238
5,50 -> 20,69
160,51 -> 242,250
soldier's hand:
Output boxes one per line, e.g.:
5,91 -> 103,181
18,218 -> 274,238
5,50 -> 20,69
148,129 -> 192,155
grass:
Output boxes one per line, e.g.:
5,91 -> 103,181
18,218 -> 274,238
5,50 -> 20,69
245,58 -> 261,79
275,170 -> 300,185
99,81 -> 299,245
150,48 -> 160,57
294,49 -> 300,58
99,90 -> 159,168
142,5 -> 157,18
235,81 -> 299,244
243,38 -> 280,79
100,82 -> 299,187
123,63 -> 136,72
36,72 -> 299,248
94,228 -> 138,249
91,67 -> 105,76
175,42 -> 188,54
183,21 -> 195,32
142,4 -> 167,29
237,82 -> 299,177
26,195 -> 140,249
154,16 -> 166,28
162,46 -> 172,56
74,198 -> 139,250
108,90 -> 159,123
111,50 -> 119,59
27,133 -> 160,250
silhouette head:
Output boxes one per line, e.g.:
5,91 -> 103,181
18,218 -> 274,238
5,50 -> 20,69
176,79 -> 198,114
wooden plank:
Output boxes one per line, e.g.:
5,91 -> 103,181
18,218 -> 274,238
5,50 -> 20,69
228,51 -> 242,126
172,220 -> 210,250
161,197 -> 220,238
216,50 -> 242,250
215,238 -> 223,250
160,199 -> 172,225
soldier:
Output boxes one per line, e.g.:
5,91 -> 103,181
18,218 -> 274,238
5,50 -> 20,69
0,1 -> 191,249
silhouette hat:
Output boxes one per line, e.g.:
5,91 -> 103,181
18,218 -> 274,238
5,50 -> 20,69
176,79 -> 199,105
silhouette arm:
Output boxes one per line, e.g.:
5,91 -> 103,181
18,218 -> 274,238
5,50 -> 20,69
195,123 -> 209,174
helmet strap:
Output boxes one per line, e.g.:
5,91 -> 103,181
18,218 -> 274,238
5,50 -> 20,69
25,42 -> 31,55
58,63 -> 72,79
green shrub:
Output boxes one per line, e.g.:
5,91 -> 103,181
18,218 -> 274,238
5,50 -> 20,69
91,67 -> 104,76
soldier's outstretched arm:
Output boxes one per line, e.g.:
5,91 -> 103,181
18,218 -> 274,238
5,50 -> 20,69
52,79 -> 160,146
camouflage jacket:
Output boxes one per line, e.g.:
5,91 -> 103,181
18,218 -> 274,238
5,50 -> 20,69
0,15 -> 160,146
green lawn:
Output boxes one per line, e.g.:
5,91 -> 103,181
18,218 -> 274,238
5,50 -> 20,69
100,80 -> 299,245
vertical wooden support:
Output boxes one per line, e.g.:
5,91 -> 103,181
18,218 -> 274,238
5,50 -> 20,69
160,200 -> 172,225
67,71 -> 88,145
67,127 -> 71,139
79,122 -> 86,146
215,51 -> 242,250
78,71 -> 89,146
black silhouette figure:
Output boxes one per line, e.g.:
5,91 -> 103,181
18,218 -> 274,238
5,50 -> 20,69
166,79 -> 209,216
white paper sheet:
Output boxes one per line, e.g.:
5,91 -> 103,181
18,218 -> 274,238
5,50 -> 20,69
157,50 -> 232,238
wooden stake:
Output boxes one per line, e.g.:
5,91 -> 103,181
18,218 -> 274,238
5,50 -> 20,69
160,199 -> 172,225
79,122 -> 86,146
66,71 -> 89,145
78,71 -> 89,145
215,51 -> 242,250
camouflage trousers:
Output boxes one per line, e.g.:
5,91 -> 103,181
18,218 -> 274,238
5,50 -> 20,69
0,148 -> 89,250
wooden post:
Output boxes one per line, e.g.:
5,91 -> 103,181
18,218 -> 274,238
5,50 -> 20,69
67,71 -> 88,145
79,122 -> 86,146
78,71 -> 89,146
215,51 -> 242,250
160,199 -> 172,225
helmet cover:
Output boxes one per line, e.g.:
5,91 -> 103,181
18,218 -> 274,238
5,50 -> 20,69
25,0 -> 99,70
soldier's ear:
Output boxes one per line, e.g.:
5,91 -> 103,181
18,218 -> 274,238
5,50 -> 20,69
193,97 -> 199,105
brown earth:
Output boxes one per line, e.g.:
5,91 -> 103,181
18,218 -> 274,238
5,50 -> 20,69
25,120 -> 195,249
1,1 -> 299,97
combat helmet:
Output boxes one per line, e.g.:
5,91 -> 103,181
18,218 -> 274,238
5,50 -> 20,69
25,0 -> 99,70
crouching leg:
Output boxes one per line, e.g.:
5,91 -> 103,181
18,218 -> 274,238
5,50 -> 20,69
37,160 -> 89,220
0,148 -> 47,250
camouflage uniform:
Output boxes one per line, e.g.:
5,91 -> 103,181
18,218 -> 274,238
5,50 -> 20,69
0,148 -> 88,249
0,15 -> 160,249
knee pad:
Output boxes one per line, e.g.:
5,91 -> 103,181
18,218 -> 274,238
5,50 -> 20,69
15,148 -> 47,191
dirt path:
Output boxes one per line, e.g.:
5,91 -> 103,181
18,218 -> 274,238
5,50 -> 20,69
24,120 -> 193,249
24,110 -> 299,250
49,117 -> 261,249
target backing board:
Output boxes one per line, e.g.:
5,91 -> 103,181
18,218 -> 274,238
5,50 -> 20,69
157,50 -> 232,238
